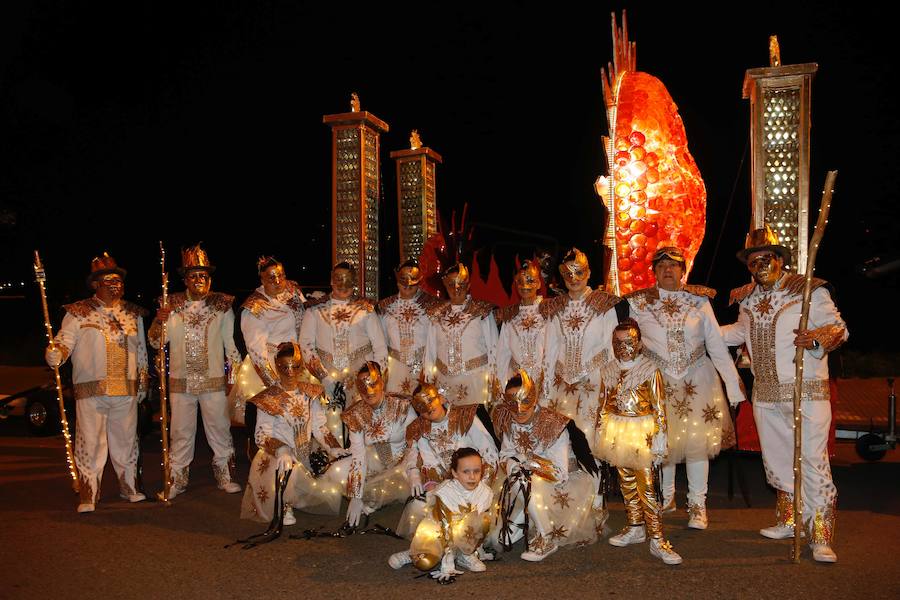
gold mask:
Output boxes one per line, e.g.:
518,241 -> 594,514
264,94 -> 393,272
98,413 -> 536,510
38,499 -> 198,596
355,361 -> 384,403
504,369 -> 538,413
442,264 -> 470,295
275,343 -> 305,386
396,265 -> 422,288
748,251 -> 783,289
411,382 -> 442,415
559,248 -> 590,285
613,328 -> 642,362
331,267 -> 355,295
184,270 -> 211,299
514,260 -> 541,292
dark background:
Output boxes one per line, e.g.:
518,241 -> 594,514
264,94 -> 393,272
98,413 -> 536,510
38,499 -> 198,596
1,1 -> 896,369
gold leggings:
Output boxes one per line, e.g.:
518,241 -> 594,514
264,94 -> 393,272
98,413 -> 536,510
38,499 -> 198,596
617,467 -> 662,539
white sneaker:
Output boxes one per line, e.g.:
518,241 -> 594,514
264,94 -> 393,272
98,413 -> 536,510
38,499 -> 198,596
456,552 -> 487,572
810,543 -> 837,563
388,551 -> 412,569
649,538 -> 683,565
760,524 -> 797,539
520,543 -> 557,562
126,493 -> 146,503
219,482 -> 241,494
77,503 -> 95,513
661,497 -> 677,514
608,525 -> 647,547
687,503 -> 708,530
283,506 -> 296,526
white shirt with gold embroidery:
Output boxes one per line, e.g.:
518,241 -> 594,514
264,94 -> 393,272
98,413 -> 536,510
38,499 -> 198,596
544,292 -> 619,386
240,284 -> 306,386
721,277 -> 848,402
300,296 -> 388,379
424,298 -> 498,379
627,287 -> 745,404
379,291 -> 433,377
403,408 -> 499,482
54,296 -> 148,400
495,301 -> 547,386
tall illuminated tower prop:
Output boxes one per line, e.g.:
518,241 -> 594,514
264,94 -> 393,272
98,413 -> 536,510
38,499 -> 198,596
743,38 -> 817,273
323,93 -> 389,298
390,130 -> 442,262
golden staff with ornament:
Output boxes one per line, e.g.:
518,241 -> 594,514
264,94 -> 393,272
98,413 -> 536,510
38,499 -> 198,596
32,250 -> 80,493
157,241 -> 173,502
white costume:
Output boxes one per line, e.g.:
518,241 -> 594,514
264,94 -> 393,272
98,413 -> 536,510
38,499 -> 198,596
542,290 -> 622,443
425,297 -> 498,406
240,281 -> 306,387
722,273 -> 847,544
397,404 -> 499,537
53,297 -> 149,505
489,405 -> 605,556
149,292 -> 242,491
240,382 -> 343,522
378,290 -> 440,395
494,300 -> 548,394
317,394 -> 415,511
626,284 -> 745,511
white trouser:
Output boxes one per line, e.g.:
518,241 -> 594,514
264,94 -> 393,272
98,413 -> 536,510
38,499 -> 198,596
661,460 -> 709,506
754,400 -> 836,523
170,391 -> 235,487
74,395 -> 140,504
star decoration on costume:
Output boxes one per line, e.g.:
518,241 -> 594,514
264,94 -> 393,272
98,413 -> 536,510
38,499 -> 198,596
753,295 -> 774,316
582,382 -> 597,394
552,373 -> 564,390
672,396 -> 691,420
400,379 -> 413,394
257,455 -> 271,475
702,403 -> 721,423
398,305 -> 420,323
549,525 -> 569,541
683,380 -> 697,399
518,314 -> 540,332
563,381 -> 580,395
564,313 -> 586,331
515,429 -> 535,454
256,487 -> 269,503
660,296 -> 682,317
452,384 -> 469,403
646,432 -> 654,448
664,381 -> 677,400
528,534 -> 547,553
366,419 -> 387,439
548,397 -> 561,411
444,312 -> 465,327
288,401 -> 307,421
552,489 -> 571,509
429,428 -> 456,462
332,307 -> 353,323
106,317 -> 124,334
185,311 -> 207,328
463,525 -> 479,545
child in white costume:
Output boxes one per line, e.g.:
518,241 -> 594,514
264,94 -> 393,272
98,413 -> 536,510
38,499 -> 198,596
389,448 -> 494,580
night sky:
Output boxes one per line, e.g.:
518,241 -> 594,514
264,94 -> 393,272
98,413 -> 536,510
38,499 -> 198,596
1,2 -> 897,363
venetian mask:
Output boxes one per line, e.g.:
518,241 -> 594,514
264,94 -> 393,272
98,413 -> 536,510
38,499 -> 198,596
747,251 -> 783,289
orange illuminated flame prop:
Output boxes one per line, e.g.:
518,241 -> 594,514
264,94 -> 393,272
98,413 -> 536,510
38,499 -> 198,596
598,11 -> 706,295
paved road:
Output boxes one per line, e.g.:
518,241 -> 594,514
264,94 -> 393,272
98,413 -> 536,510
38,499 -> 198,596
1,417 -> 898,599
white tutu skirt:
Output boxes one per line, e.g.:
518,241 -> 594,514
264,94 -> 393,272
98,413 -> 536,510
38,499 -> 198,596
410,509 -> 493,563
240,449 -> 342,524
435,367 -> 491,407
662,356 -> 734,462
316,445 -> 409,510
594,413 -> 657,470
545,371 -> 602,446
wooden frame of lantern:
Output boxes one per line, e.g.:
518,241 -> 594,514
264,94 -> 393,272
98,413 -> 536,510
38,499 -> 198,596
390,135 -> 442,263
743,62 -> 817,273
323,101 -> 389,299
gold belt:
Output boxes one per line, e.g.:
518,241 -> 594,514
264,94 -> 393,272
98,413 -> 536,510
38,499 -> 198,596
435,354 -> 488,377
170,376 -> 226,394
317,343 -> 373,375
644,345 -> 706,376
388,346 -> 425,368
73,379 -> 138,400
752,378 -> 831,403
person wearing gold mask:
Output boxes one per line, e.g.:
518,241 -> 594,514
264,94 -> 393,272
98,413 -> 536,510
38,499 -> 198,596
624,246 -> 745,529
45,253 -> 149,512
396,382 -> 499,538
494,260 -> 548,396
377,259 -> 441,395
595,319 -> 682,564
299,262 -> 387,409
542,248 -> 624,445
240,256 -> 307,387
488,370 -> 604,562
424,263 -> 498,407
721,225 -> 847,563
148,244 -> 243,499
240,343 -> 343,526
316,362 -> 415,527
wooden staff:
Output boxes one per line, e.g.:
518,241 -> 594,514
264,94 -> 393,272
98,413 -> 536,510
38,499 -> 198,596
157,242 -> 172,502
792,170 -> 837,562
33,251 -> 80,493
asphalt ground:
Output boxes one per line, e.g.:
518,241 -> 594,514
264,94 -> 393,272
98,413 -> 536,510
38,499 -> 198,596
1,417 -> 899,600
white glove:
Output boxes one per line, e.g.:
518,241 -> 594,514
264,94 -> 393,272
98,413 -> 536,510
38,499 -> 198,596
45,346 -> 63,368
347,497 -> 365,527
275,447 -> 294,473
408,470 -> 424,497
137,390 -> 147,404
430,549 -> 463,581
651,431 -> 668,467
